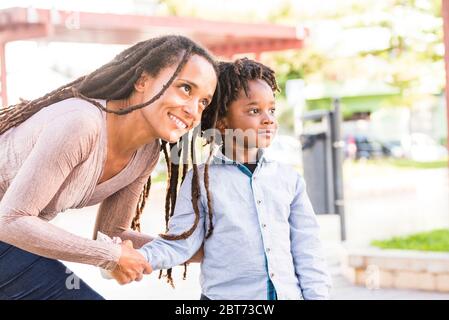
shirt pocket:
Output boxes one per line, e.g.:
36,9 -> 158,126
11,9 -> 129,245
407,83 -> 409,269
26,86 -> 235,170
268,199 -> 291,225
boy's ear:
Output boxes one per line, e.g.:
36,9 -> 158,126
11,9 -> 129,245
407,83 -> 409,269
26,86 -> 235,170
216,119 -> 227,134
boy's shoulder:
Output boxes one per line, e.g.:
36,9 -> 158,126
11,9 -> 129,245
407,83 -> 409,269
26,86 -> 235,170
266,159 -> 303,180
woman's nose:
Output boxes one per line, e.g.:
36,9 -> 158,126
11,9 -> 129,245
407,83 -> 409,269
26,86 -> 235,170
182,99 -> 201,120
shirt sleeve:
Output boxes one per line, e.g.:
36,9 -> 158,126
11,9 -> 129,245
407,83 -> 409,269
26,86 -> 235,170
289,173 -> 332,299
0,111 -> 121,270
138,170 -> 206,270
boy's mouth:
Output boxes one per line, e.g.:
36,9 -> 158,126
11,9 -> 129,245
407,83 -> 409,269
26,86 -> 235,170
258,129 -> 276,137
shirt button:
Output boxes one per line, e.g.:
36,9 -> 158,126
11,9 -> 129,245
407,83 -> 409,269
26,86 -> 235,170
266,248 -> 271,253
257,200 -> 262,205
262,223 -> 267,228
270,273 -> 275,278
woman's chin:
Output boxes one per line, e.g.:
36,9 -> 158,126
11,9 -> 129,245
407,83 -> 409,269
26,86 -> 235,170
166,131 -> 183,143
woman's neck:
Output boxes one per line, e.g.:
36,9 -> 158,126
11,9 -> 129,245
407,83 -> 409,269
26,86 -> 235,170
105,99 -> 156,158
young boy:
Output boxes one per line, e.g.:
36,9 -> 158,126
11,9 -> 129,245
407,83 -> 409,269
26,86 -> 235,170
138,58 -> 331,300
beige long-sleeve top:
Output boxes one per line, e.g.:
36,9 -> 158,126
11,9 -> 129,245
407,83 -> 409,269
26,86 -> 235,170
0,98 -> 160,270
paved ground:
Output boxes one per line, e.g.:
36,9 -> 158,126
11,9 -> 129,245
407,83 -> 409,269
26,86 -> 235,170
52,164 -> 449,300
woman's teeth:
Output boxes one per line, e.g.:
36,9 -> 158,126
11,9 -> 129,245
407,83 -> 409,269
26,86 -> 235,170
169,114 -> 187,129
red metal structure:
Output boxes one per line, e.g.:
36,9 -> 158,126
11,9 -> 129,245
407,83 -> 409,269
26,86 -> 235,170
0,7 -> 306,107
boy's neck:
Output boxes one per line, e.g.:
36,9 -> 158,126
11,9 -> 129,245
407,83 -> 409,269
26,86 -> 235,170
222,143 -> 260,164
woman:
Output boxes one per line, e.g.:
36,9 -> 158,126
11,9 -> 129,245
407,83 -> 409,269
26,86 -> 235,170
0,35 -> 218,300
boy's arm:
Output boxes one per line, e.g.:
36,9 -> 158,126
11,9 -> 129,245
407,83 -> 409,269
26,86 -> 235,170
138,171 -> 206,270
289,173 -> 332,300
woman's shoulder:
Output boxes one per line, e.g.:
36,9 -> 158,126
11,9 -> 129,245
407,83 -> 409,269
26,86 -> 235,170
37,98 -> 105,137
49,97 -> 104,124
26,98 -> 107,159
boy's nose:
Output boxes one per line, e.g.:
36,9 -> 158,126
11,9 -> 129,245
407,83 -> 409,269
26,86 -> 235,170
262,114 -> 275,125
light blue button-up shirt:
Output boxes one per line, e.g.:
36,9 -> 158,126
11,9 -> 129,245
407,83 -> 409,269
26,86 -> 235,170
139,150 -> 332,300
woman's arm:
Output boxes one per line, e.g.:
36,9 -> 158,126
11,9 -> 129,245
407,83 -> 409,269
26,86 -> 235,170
92,139 -> 161,248
94,155 -> 204,263
138,170 -> 206,270
289,173 -> 332,300
93,172 -> 155,248
0,112 -> 121,270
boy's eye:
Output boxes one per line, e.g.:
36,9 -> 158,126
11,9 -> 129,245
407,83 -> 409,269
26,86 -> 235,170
180,84 -> 192,94
249,108 -> 259,115
270,108 -> 276,114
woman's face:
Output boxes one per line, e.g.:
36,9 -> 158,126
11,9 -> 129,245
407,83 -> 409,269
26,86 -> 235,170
136,54 -> 217,143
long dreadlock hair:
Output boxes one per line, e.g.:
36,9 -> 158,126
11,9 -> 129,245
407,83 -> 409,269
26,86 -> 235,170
157,58 -> 280,287
156,117 -> 220,287
0,35 -> 219,286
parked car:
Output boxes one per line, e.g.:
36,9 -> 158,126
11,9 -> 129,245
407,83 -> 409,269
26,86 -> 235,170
401,133 -> 448,162
344,134 -> 384,160
356,135 -> 384,159
381,140 -> 404,158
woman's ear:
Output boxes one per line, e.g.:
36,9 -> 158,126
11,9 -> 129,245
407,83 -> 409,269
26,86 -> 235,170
134,72 -> 150,93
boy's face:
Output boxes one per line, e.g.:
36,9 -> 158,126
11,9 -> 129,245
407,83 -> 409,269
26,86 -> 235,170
219,79 -> 277,149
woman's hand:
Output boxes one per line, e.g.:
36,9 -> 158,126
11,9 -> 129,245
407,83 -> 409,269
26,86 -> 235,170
110,240 -> 152,285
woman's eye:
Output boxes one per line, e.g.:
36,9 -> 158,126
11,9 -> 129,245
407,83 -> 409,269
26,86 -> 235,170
181,84 -> 191,94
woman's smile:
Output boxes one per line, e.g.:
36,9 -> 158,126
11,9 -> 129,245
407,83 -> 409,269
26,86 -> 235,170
168,112 -> 188,130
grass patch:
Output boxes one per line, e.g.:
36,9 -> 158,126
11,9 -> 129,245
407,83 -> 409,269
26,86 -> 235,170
385,158 -> 448,169
371,229 -> 449,252
345,158 -> 448,170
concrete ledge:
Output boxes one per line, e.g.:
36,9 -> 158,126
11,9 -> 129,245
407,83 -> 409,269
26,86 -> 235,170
341,247 -> 449,292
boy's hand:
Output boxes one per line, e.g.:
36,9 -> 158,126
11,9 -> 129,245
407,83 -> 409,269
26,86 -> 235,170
111,240 -> 152,285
